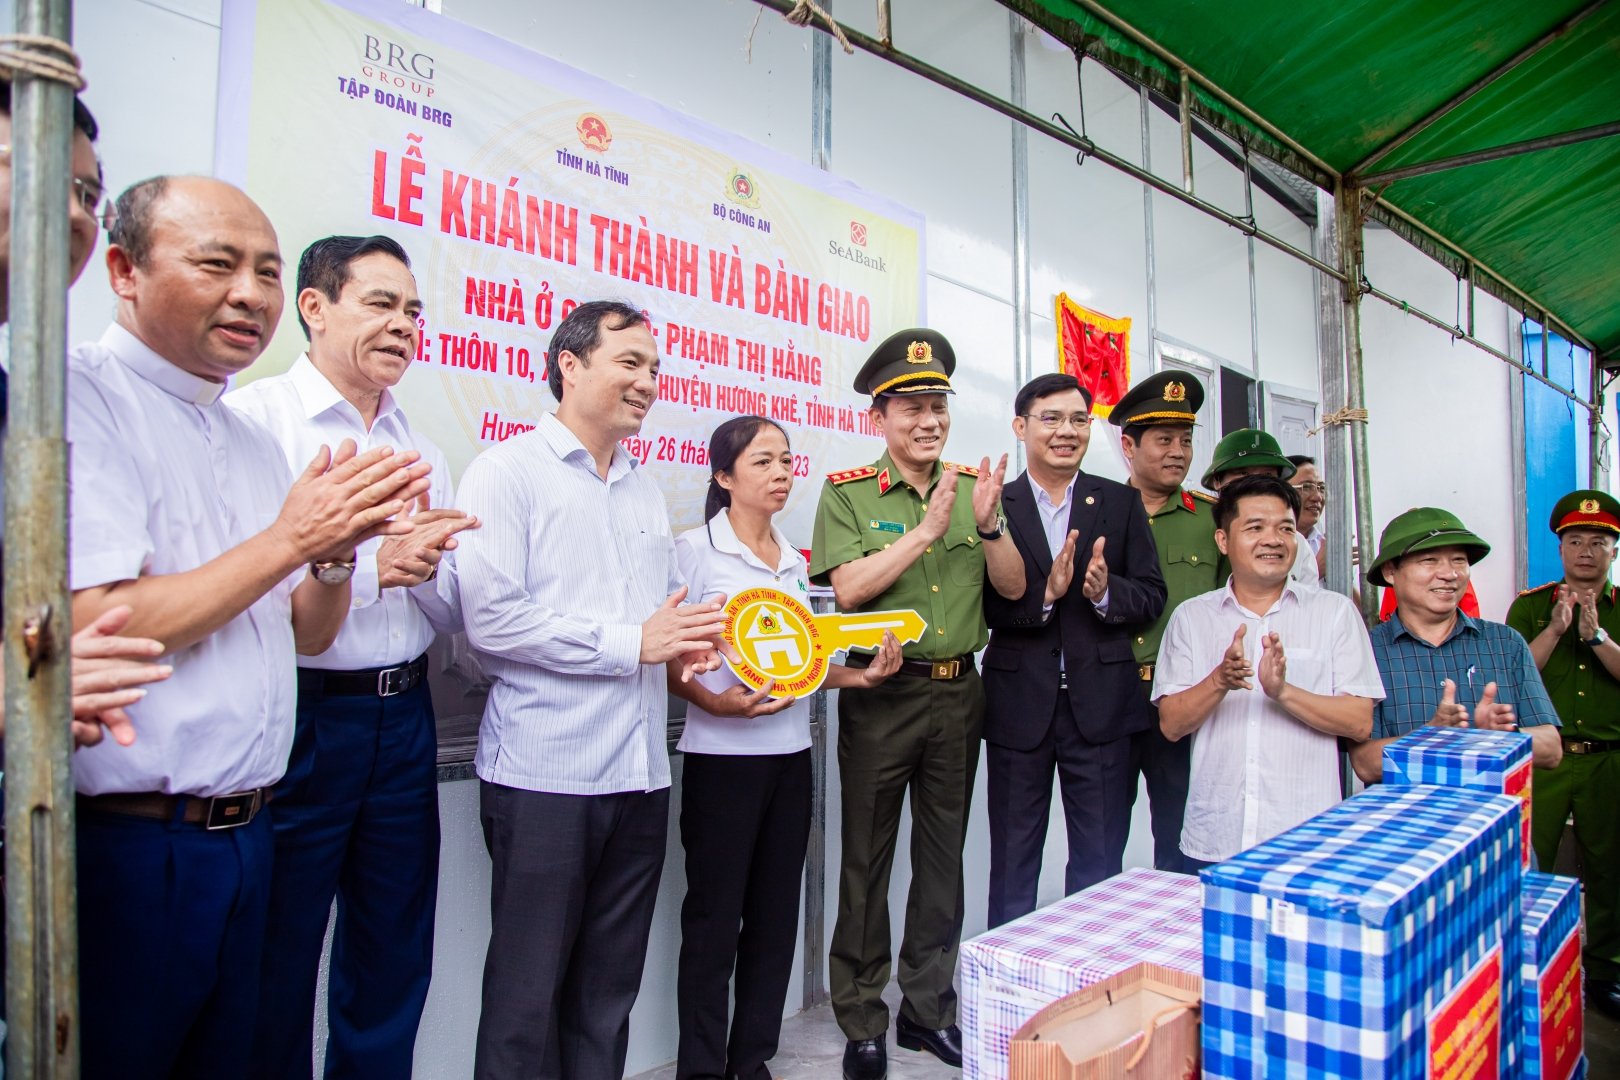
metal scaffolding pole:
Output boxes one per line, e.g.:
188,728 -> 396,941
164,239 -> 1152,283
1335,184 -> 1378,624
3,1 -> 81,1077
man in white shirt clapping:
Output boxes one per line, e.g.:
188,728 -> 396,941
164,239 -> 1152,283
228,235 -> 476,1079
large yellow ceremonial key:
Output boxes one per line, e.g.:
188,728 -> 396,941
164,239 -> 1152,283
721,587 -> 927,697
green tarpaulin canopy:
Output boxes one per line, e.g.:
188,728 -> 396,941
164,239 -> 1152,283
1008,0 -> 1620,362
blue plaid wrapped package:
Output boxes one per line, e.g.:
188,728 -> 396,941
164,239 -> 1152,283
960,867 -> 1202,1080
1382,727 -> 1534,871
1202,785 -> 1521,1079
1519,872 -> 1585,1080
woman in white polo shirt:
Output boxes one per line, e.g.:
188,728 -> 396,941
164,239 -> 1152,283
670,415 -> 899,1080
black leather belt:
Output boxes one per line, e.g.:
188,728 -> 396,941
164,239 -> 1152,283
78,789 -> 271,830
298,654 -> 428,698
1563,737 -> 1619,755
847,652 -> 975,681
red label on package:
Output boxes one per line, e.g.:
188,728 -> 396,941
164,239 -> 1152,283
1505,758 -> 1532,869
1538,926 -> 1583,1080
1427,944 -> 1502,1080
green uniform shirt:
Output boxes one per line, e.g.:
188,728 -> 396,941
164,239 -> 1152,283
1132,485 -> 1223,664
809,450 -> 990,660
1506,581 -> 1620,741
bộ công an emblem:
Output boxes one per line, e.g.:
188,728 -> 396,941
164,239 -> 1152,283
722,588 -> 927,697
1580,498 -> 1601,514
576,113 -> 613,153
906,341 -> 933,365
1163,381 -> 1187,402
724,168 -> 761,208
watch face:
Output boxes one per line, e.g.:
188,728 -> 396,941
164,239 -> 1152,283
315,563 -> 355,586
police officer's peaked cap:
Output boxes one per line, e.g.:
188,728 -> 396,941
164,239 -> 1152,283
1200,428 -> 1296,490
1366,506 -> 1491,587
1549,489 -> 1620,536
1110,371 -> 1205,430
853,328 -> 955,398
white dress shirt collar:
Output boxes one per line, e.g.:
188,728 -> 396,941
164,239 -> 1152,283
286,353 -> 400,428
537,411 -> 636,482
704,507 -> 799,575
1216,577 -> 1304,618
102,322 -> 226,406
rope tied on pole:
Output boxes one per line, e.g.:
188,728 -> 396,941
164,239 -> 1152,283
1307,406 -> 1369,438
785,0 -> 854,54
0,33 -> 85,89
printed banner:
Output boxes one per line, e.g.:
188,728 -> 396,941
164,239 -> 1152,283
215,0 -> 924,539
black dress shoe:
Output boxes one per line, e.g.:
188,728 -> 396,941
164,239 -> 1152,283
1588,978 -> 1620,1021
895,1011 -> 963,1067
842,1036 -> 886,1080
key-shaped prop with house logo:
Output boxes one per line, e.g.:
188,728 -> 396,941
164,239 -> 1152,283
721,587 -> 927,697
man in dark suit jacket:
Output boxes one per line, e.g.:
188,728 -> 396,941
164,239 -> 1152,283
982,373 -> 1166,926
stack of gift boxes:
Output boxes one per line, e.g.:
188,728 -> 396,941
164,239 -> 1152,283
959,727 -> 1586,1078
1202,726 -> 1585,1079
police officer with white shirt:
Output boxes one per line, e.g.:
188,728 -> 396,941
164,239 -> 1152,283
228,235 -> 476,1080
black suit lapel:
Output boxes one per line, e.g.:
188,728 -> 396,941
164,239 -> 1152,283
1068,473 -> 1105,567
1003,473 -> 1054,578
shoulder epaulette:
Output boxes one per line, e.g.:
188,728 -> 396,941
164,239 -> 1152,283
1189,490 -> 1217,504
946,461 -> 981,478
1518,581 -> 1558,597
827,465 -> 878,486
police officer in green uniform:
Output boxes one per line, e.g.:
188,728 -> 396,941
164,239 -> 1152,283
1506,488 -> 1620,1021
1111,372 -> 1222,873
811,329 -> 1025,1080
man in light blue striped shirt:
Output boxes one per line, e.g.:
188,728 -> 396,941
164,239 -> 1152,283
453,300 -> 726,1080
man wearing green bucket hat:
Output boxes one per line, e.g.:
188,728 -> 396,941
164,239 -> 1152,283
1202,429 -> 1318,589
1349,506 -> 1562,786
1506,487 -> 1620,1020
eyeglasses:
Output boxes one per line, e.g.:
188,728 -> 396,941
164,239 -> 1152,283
1292,482 -> 1328,495
1024,411 -> 1094,431
0,144 -> 110,227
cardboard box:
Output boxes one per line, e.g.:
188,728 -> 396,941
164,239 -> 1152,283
961,867 -> 1202,1080
1201,784 -> 1522,1079
1520,872 -> 1586,1080
1381,726 -> 1534,870
1008,962 -> 1201,1080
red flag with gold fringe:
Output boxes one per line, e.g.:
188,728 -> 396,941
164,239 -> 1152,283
1055,293 -> 1130,418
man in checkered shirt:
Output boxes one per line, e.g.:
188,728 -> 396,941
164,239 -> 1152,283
1348,506 -> 1562,785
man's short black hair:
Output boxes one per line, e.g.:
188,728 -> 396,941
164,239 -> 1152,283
1214,474 -> 1301,532
1287,454 -> 1316,468
1013,372 -> 1091,418
106,175 -> 169,268
0,83 -> 99,142
546,299 -> 648,401
295,235 -> 412,339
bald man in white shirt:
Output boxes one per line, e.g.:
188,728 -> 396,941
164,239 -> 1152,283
229,234 -> 476,1080
68,178 -> 430,1080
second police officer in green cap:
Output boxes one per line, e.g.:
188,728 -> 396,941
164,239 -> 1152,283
810,328 -> 1026,1078
1109,371 -> 1220,873
1202,427 -> 1318,589
1505,488 -> 1620,1020
1349,506 -> 1562,785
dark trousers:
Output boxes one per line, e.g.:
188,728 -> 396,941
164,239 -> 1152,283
985,691 -> 1136,927
830,668 -> 984,1040
474,781 -> 669,1080
1128,688 -> 1191,874
251,677 -> 441,1080
78,805 -> 273,1080
676,751 -> 811,1080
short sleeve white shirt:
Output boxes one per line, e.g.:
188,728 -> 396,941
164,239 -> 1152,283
1151,579 -> 1385,861
675,509 -> 812,755
226,354 -> 458,669
68,324 -> 299,797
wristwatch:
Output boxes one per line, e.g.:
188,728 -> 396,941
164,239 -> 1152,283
312,556 -> 356,586
1585,627 -> 1608,648
976,516 -> 1006,542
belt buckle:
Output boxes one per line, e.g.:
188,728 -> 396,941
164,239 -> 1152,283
932,659 -> 960,680
1568,740 -> 1590,755
377,664 -> 410,697
1138,664 -> 1155,683
204,790 -> 261,830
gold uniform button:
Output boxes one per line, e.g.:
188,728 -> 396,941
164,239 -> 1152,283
926,546 -> 934,554
1579,663 -> 1588,670
1190,555 -> 1199,563
1578,691 -> 1586,697
931,585 -> 940,592
883,543 -> 891,550
1135,636 -> 1145,645
920,503 -> 927,511
936,628 -> 945,635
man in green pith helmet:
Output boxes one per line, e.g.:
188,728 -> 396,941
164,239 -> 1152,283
810,328 -> 1025,1079
1109,371 -> 1221,874
1506,487 -> 1620,1021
